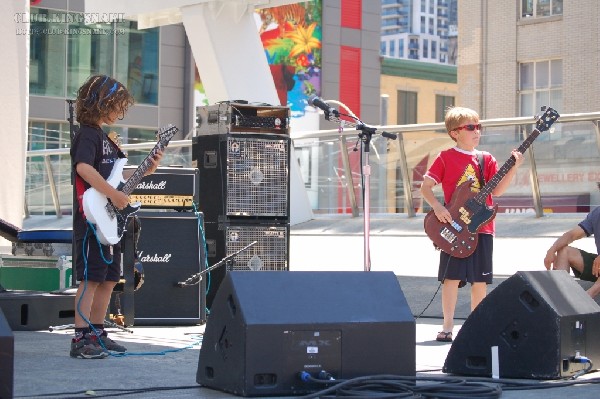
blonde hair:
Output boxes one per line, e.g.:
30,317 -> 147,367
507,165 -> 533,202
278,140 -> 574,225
444,106 -> 480,141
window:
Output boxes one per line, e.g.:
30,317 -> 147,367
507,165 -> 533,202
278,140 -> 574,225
397,91 -> 417,125
423,39 -> 428,58
521,0 -> 562,18
380,41 -> 387,56
435,95 -> 455,122
519,60 -> 562,117
389,40 -> 396,57
116,22 -> 160,105
431,40 -> 437,59
30,8 -> 160,105
29,9 -> 67,96
399,38 -> 404,58
67,19 -> 114,98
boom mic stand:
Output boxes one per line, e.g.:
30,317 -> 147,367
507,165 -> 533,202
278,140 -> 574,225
317,104 -> 397,271
176,241 -> 258,287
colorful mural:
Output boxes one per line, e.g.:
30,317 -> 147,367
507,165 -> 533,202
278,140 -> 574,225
193,1 -> 322,118
256,1 -> 322,117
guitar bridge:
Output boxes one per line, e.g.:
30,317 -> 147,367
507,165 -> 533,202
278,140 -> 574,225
440,227 -> 457,244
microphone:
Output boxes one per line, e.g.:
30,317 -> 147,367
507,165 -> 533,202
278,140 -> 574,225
308,95 -> 339,116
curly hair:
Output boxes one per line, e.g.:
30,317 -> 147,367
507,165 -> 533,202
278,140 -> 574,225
75,75 -> 134,126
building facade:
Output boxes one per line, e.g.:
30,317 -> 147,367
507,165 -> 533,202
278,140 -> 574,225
458,0 -> 600,208
380,0 -> 457,65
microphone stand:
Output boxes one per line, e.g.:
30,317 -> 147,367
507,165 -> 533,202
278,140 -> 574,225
320,108 -> 396,272
66,99 -> 78,287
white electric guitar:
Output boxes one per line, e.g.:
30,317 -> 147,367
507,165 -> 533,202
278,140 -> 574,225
82,124 -> 179,245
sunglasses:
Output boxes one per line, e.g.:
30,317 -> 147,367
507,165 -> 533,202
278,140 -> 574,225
454,123 -> 482,131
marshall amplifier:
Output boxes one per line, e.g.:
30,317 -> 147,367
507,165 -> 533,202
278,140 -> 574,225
192,134 -> 290,223
124,166 -> 199,210
132,212 -> 207,325
196,102 -> 289,136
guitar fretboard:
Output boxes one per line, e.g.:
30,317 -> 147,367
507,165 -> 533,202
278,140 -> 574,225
472,107 -> 559,205
120,124 -> 178,196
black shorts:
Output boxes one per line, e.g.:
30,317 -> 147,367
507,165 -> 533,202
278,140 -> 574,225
438,233 -> 493,287
74,235 -> 121,283
575,249 -> 599,282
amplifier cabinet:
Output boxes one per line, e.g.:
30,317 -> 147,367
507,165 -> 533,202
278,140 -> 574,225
203,221 -> 289,308
192,134 -> 290,223
196,102 -> 289,136
124,166 -> 199,210
132,212 -> 207,325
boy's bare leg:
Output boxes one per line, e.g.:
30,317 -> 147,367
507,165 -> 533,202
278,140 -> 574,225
441,279 -> 460,332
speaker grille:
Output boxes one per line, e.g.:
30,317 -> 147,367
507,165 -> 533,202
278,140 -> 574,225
225,136 -> 289,217
225,224 -> 289,271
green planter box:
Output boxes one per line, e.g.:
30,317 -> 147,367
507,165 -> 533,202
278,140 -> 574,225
0,256 -> 72,291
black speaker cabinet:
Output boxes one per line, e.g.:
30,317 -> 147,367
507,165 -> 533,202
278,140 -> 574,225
197,271 -> 415,396
444,270 -> 600,379
203,221 -> 289,309
0,306 -> 14,399
132,212 -> 206,325
192,134 -> 290,223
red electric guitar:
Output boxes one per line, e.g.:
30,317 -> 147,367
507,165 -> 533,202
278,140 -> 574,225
423,107 -> 560,258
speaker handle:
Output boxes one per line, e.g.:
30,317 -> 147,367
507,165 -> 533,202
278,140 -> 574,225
176,241 -> 257,288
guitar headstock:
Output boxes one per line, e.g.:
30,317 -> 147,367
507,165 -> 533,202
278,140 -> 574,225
156,124 -> 179,142
534,106 -> 560,132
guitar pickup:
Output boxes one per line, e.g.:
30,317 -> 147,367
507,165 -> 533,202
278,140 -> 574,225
449,220 -> 462,232
440,227 -> 457,244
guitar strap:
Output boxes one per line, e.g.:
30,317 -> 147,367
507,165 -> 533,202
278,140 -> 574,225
476,151 -> 485,186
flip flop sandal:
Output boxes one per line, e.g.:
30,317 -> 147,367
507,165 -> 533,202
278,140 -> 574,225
436,331 -> 453,342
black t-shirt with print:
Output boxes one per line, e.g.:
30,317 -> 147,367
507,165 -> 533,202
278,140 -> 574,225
71,124 -> 125,240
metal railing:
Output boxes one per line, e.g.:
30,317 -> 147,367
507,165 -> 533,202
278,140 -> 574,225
24,111 -> 600,218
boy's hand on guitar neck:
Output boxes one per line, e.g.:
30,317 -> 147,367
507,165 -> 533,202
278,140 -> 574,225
511,149 -> 525,168
144,149 -> 164,176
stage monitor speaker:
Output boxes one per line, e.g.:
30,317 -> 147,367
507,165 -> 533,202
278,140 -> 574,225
444,270 -> 600,379
0,306 -> 14,399
132,212 -> 206,325
192,134 -> 290,223
197,271 -> 415,397
203,221 -> 289,309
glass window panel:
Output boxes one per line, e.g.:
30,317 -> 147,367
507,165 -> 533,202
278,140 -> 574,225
535,61 -> 549,89
115,22 -> 160,105
520,93 -> 533,116
552,0 -> 563,16
66,19 -> 114,98
522,0 -> 534,17
29,8 -> 66,96
536,90 -> 549,109
551,59 -> 562,87
537,0 -> 551,17
520,63 -> 533,90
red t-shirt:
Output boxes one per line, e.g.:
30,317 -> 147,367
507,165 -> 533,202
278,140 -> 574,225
424,147 -> 499,234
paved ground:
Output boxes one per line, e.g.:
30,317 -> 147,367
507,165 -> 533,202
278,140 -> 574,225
3,213 -> 600,398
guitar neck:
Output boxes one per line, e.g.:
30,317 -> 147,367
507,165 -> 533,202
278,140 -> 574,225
474,128 -> 541,203
121,140 -> 168,196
